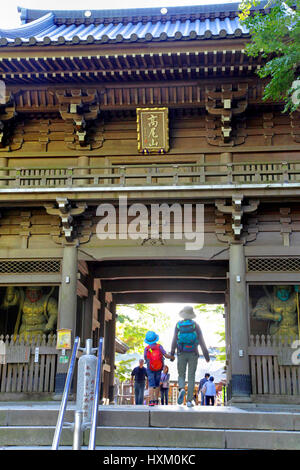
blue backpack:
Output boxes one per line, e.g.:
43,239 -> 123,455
177,320 -> 198,352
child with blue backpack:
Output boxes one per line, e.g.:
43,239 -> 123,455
144,331 -> 173,406
170,306 -> 210,407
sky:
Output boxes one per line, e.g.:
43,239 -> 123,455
0,0 -> 238,28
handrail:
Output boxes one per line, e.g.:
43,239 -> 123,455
52,336 -> 80,450
0,160 -> 300,173
88,337 -> 104,450
1,160 -> 300,189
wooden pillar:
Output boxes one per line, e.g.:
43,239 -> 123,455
55,244 -> 78,396
83,273 -> 95,342
98,288 -> 106,404
59,244 -> 78,336
228,242 -> 251,401
108,301 -> 117,404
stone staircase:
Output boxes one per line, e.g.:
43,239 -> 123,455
1,403 -> 300,450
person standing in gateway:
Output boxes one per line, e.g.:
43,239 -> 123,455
170,305 -> 210,407
131,359 -> 148,405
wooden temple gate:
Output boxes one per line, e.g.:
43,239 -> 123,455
0,3 -> 299,404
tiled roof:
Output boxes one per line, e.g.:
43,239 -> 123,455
0,3 -> 250,47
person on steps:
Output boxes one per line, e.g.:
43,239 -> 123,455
144,331 -> 172,406
160,365 -> 170,405
170,305 -> 210,408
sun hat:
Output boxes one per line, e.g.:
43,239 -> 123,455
178,305 -> 196,319
145,331 -> 159,345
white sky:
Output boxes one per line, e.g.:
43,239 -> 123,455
0,0 -> 238,28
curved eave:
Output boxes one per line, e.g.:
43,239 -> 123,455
0,9 -> 249,48
0,13 -> 55,40
0,31 -> 250,48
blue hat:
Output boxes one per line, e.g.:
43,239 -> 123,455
145,331 -> 159,345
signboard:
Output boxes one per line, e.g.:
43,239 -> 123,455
137,107 -> 169,154
56,329 -> 72,350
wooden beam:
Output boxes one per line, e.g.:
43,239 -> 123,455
102,278 -> 226,293
77,280 -> 88,298
93,264 -> 228,280
114,292 -> 225,304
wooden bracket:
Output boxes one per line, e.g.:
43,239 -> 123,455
215,195 -> 259,242
0,92 -> 17,149
50,88 -> 103,149
205,83 -> 248,146
45,197 -> 87,243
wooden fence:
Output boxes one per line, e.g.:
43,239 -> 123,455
0,334 -> 58,395
116,381 -> 225,405
249,335 -> 300,398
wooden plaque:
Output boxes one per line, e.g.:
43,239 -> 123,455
136,107 -> 169,154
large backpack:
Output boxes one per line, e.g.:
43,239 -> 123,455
177,320 -> 198,352
145,344 -> 164,371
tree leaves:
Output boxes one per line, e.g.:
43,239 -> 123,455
239,0 -> 300,112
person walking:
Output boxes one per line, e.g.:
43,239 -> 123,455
160,365 -> 170,405
130,359 -> 148,405
198,373 -> 210,406
170,305 -> 210,408
144,331 -> 172,406
204,376 -> 216,406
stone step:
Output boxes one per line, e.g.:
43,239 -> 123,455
93,425 -> 300,450
1,404 -> 300,450
1,405 -> 300,431
0,425 -> 300,450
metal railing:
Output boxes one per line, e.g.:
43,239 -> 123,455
0,160 -> 300,190
52,336 -> 80,450
52,336 -> 104,451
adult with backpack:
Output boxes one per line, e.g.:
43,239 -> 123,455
144,330 -> 172,406
170,305 -> 210,407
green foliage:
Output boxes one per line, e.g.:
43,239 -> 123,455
194,304 -> 226,363
115,303 -> 172,381
215,330 -> 226,362
239,0 -> 300,112
116,303 -> 171,353
115,358 -> 135,382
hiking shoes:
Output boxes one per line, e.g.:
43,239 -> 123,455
177,389 -> 186,405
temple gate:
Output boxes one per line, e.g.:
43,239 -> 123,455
0,3 -> 299,404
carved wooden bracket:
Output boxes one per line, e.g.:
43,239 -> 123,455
0,92 -> 17,149
50,88 -> 103,150
205,84 -> 248,146
215,194 -> 259,243
45,198 -> 87,243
